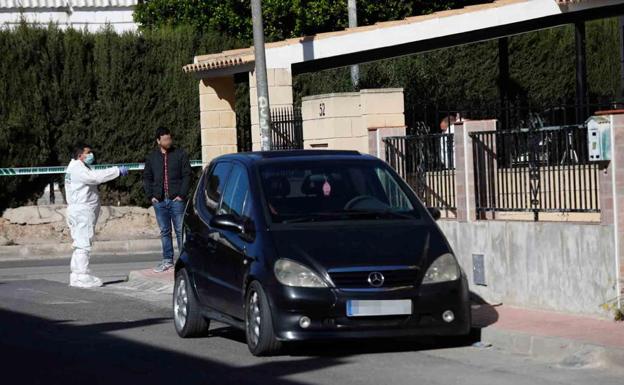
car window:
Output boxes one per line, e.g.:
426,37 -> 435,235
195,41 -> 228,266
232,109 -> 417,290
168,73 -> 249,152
375,168 -> 414,210
242,185 -> 253,218
259,160 -> 420,224
204,162 -> 232,215
220,163 -> 250,217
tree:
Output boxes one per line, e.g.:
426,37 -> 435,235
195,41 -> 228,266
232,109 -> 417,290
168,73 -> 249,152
133,0 -> 481,43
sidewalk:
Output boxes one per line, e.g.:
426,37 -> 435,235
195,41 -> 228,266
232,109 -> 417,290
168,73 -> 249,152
123,268 -> 624,368
125,268 -> 174,293
473,304 -> 624,369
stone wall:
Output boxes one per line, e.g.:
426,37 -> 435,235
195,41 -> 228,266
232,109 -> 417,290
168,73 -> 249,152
301,88 -> 405,155
438,220 -> 617,317
0,205 -> 159,245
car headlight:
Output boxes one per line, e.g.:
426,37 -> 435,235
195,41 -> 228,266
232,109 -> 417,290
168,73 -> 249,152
422,253 -> 460,284
274,259 -> 328,288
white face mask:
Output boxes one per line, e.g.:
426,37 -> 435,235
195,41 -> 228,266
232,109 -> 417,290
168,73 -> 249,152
84,153 -> 95,165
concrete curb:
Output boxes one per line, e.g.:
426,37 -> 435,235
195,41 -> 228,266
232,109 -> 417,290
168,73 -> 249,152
0,239 -> 163,261
124,268 -> 174,294
481,326 -> 624,370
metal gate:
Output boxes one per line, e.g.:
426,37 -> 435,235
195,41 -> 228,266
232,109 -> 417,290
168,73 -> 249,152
384,134 -> 456,210
270,107 -> 303,150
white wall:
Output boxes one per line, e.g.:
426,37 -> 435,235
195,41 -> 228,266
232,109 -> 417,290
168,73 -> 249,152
0,7 -> 138,33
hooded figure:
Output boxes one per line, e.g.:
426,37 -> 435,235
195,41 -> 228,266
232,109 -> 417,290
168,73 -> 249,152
65,144 -> 128,288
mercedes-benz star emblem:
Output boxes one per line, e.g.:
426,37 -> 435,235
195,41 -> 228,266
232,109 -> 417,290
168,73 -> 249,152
367,272 -> 385,288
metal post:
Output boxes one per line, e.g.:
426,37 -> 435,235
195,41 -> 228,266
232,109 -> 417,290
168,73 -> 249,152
251,0 -> 272,151
49,180 -> 55,204
575,22 -> 588,121
348,0 -> 359,90
498,37 -> 510,131
619,16 -> 624,100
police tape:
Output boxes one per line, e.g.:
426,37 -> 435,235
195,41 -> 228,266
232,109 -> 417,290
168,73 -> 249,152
0,160 -> 204,176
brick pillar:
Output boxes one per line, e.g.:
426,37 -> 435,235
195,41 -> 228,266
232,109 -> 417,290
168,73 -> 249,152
249,68 -> 293,151
360,88 -> 406,158
199,76 -> 237,166
597,111 -> 624,300
454,119 -> 498,222
454,122 -> 469,222
594,110 -> 624,302
600,163 -> 614,225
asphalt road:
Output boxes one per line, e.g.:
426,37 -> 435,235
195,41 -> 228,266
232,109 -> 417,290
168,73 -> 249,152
0,256 -> 621,385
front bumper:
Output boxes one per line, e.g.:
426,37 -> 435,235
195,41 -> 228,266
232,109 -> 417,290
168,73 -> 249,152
267,277 -> 471,341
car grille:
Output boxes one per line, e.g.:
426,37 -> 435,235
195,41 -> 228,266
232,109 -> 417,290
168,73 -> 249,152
328,268 -> 419,289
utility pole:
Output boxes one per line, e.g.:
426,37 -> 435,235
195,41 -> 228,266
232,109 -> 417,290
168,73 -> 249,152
619,16 -> 624,101
251,0 -> 272,151
348,0 -> 359,90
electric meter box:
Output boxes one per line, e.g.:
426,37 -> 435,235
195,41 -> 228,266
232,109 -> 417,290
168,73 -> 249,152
586,116 -> 612,162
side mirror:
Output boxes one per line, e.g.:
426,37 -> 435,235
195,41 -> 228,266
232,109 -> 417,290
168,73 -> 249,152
210,214 -> 245,233
210,214 -> 256,241
427,207 -> 441,221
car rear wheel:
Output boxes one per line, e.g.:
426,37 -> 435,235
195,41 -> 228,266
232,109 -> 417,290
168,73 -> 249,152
174,268 -> 209,338
245,281 -> 282,356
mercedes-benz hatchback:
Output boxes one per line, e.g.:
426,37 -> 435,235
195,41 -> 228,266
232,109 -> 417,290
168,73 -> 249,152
173,150 -> 470,356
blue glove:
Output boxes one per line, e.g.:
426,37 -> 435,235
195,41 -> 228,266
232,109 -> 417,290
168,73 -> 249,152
118,166 -> 129,176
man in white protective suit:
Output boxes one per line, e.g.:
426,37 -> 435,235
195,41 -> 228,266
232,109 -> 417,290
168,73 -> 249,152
65,144 -> 129,288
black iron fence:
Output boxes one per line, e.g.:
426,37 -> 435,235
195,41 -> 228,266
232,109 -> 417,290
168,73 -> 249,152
470,125 -> 601,220
236,112 -> 252,152
384,134 -> 456,211
405,97 -> 619,134
270,107 -> 303,150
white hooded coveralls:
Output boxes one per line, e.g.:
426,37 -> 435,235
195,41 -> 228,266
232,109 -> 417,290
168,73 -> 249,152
65,159 -> 120,276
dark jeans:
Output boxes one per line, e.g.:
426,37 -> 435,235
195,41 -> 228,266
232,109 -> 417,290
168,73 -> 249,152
153,199 -> 185,264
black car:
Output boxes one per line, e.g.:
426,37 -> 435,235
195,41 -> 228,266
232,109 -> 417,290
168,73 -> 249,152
173,150 -> 471,356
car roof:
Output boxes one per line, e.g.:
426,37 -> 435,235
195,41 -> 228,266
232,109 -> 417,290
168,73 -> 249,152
212,150 -> 378,166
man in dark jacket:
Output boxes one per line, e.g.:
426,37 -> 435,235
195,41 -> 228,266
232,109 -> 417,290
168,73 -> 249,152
143,128 -> 192,272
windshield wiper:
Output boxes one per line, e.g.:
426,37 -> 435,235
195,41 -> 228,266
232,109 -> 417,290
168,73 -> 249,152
281,212 -> 347,223
281,210 -> 416,223
339,209 -> 417,220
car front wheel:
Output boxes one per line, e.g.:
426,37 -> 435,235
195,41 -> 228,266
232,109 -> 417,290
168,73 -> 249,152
173,268 -> 209,338
245,281 -> 282,356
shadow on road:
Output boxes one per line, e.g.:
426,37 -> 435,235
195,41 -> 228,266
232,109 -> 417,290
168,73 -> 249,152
192,291 -> 500,358
0,308 -> 347,385
207,324 -> 481,358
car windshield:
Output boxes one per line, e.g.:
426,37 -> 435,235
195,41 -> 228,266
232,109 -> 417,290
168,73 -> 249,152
259,160 -> 422,224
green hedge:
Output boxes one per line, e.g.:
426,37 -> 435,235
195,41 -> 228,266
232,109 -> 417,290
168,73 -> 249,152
0,24 -> 238,212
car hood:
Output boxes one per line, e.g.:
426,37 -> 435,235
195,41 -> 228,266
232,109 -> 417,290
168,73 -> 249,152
269,221 -> 452,273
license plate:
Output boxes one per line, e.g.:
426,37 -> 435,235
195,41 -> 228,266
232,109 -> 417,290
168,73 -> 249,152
346,300 -> 412,317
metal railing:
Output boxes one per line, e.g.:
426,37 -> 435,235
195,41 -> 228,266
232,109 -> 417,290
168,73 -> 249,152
236,112 -> 252,153
270,106 -> 303,150
405,97 -> 619,134
384,134 -> 456,211
470,125 -> 601,220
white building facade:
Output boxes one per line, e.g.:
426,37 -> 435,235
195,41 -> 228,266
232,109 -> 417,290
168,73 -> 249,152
0,0 -> 138,33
